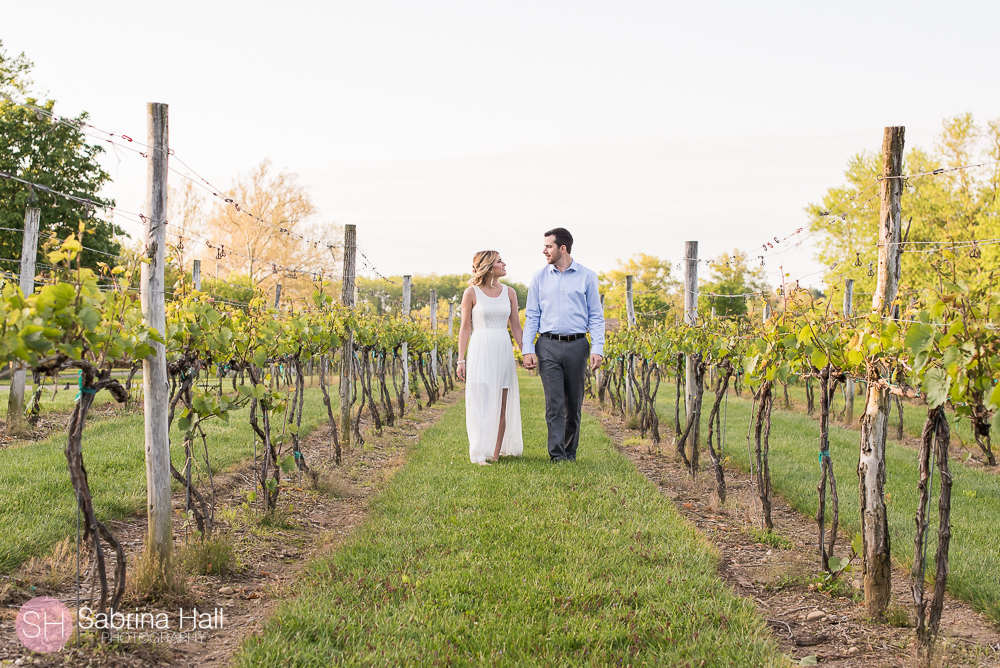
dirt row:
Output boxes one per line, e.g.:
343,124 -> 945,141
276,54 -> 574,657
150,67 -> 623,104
0,391 -> 461,667
586,399 -> 1000,667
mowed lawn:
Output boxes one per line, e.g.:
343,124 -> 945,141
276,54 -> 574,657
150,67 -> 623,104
235,373 -> 782,667
0,386 -> 337,572
656,381 -> 1000,624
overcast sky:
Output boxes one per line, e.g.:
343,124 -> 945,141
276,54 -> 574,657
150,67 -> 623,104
5,0 -> 1000,287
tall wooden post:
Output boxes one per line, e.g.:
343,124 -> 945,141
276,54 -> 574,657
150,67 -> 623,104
447,301 -> 455,376
192,259 -> 201,292
274,283 -> 282,309
859,126 -> 904,619
339,225 -> 356,450
430,289 -> 438,383
6,207 -> 40,433
843,279 -> 855,424
402,275 -> 411,403
683,241 -> 699,462
142,102 -> 172,574
625,275 -> 636,415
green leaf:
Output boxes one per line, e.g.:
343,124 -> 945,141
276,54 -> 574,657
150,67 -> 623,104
252,346 -> 268,368
921,368 -> 950,408
177,416 -> 191,432
903,322 -> 935,355
265,478 -> 278,493
799,656 -> 819,666
252,383 -> 267,400
851,533 -> 863,558
810,349 -> 829,369
827,556 -> 846,572
280,455 -> 296,473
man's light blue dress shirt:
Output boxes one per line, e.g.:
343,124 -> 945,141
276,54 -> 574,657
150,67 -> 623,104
522,260 -> 605,356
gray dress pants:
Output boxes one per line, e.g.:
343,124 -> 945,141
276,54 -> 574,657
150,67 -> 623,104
535,335 -> 589,461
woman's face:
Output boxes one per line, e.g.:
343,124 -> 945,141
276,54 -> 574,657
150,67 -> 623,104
491,256 -> 507,278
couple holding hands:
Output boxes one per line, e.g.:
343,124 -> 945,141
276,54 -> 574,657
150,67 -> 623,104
456,228 -> 605,465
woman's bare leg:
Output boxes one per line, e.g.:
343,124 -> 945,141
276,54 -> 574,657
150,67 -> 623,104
492,389 -> 508,461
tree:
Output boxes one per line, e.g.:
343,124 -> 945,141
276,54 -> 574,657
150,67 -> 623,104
599,254 -> 680,326
699,250 -> 771,318
196,160 -> 339,301
0,41 -> 123,269
810,114 -> 1000,298
168,180 -> 206,285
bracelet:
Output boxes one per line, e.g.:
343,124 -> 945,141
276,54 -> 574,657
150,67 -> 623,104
457,360 -> 466,364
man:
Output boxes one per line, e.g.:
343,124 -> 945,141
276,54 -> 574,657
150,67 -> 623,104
522,228 -> 604,462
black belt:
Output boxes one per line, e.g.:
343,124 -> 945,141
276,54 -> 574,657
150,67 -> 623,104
540,332 -> 586,342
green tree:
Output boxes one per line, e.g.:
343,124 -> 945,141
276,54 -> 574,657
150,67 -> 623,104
699,250 -> 771,318
599,254 -> 680,326
809,113 -> 1000,299
0,41 -> 123,269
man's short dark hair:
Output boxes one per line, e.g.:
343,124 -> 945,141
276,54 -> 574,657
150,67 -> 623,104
544,228 -> 573,254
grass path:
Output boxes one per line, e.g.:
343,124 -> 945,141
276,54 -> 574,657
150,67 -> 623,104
655,381 -> 1000,624
0,387 -> 336,572
235,373 -> 782,667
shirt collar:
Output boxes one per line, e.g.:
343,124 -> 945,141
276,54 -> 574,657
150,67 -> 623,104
548,259 -> 578,274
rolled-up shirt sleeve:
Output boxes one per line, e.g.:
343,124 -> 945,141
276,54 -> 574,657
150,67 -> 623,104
586,271 -> 605,357
522,272 -> 541,355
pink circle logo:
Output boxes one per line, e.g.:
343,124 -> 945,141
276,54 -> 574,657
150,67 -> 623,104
15,597 -> 73,653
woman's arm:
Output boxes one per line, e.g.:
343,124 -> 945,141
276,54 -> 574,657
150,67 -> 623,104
507,286 -> 524,350
457,287 -> 475,381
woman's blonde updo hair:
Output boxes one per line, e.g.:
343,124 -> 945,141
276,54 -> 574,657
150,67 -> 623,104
469,250 -> 501,288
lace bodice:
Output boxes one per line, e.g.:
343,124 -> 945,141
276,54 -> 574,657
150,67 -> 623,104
472,285 -> 511,332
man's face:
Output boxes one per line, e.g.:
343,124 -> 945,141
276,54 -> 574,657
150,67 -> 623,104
543,236 -> 564,265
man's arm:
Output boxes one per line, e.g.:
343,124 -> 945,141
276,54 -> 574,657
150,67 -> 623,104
586,271 -> 605,358
522,273 -> 541,355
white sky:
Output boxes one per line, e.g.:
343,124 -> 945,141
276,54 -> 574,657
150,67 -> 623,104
5,0 -> 1000,287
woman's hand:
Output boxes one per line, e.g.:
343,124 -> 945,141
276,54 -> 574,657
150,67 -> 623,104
457,360 -> 466,381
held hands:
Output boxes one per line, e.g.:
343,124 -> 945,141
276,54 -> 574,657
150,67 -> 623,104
522,353 -> 601,370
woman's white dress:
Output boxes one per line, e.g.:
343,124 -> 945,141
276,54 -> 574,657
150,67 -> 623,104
466,284 -> 523,463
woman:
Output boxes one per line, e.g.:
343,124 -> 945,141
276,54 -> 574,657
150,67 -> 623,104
457,250 -> 524,464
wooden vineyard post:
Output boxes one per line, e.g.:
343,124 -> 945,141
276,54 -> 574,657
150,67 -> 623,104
595,293 -> 605,391
340,225 -> 356,450
430,289 -> 438,384
683,241 -> 699,469
447,300 -> 455,377
625,275 -> 636,415
141,102 -> 173,577
859,126 -> 904,619
6,206 -> 40,434
274,283 -> 282,309
193,259 -> 202,291
843,279 -> 855,424
402,275 -> 411,404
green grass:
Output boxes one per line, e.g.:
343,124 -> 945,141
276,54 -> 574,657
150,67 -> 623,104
234,373 -> 782,667
0,387 -> 337,572
776,380 -> 978,448
658,381 -> 1000,624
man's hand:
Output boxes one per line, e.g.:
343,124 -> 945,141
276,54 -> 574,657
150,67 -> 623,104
522,353 -> 537,370
590,354 -> 603,371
